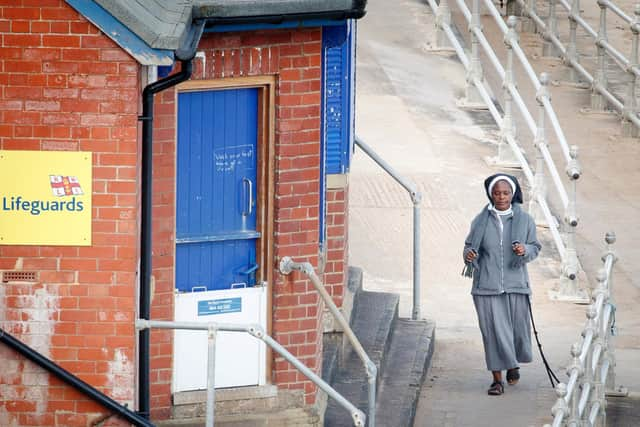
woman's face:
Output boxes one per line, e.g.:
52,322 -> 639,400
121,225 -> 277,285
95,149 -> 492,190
491,180 -> 513,210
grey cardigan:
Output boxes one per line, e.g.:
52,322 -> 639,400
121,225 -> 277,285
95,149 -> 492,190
463,206 -> 541,295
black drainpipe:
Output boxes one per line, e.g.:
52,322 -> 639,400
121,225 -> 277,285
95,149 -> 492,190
0,328 -> 154,427
137,21 -> 204,419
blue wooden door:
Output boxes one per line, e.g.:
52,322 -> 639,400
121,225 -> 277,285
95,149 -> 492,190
176,88 -> 259,292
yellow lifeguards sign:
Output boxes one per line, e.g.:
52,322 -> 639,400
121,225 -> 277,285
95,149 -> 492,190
0,150 -> 92,246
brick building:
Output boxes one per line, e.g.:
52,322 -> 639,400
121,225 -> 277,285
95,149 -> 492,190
0,1 -> 365,425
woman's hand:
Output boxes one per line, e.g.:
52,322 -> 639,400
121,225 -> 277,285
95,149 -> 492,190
465,249 -> 478,263
513,243 -> 526,256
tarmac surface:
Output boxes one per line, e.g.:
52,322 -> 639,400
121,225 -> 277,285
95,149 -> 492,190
349,0 -> 640,425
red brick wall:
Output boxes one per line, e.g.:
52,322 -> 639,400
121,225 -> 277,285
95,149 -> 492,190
151,28 -> 325,413
147,85 -> 179,419
0,2 -> 140,426
324,187 -> 348,307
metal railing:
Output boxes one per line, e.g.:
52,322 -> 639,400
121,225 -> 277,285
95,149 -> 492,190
516,0 -> 640,137
279,256 -> 376,426
354,136 -> 423,320
428,0 -> 586,299
543,232 -> 627,427
136,317 -> 366,427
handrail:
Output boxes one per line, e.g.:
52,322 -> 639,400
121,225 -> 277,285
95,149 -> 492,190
516,0 -> 640,134
136,317 -> 366,427
279,257 -> 375,426
353,136 -> 423,320
544,232 -> 626,427
478,0 -> 574,166
0,328 -> 154,427
428,0 -> 584,292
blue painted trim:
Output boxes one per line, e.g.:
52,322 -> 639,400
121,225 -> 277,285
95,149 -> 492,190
176,231 -> 261,244
205,19 -> 344,33
65,0 -> 174,65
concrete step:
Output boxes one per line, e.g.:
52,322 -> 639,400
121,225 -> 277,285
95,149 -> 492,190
155,406 -> 320,427
323,290 -> 399,427
374,319 -> 436,427
322,331 -> 341,386
158,387 -> 318,426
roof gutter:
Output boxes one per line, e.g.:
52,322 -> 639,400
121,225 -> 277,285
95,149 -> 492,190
137,20 -> 204,420
198,11 -> 366,31
193,0 -> 366,29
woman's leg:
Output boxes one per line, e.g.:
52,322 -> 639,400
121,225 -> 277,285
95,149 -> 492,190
509,294 -> 533,364
488,370 -> 504,395
473,295 -> 518,372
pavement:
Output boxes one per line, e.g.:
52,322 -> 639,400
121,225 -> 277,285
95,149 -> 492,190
349,0 -> 640,425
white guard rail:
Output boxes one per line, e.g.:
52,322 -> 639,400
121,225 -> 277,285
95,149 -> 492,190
543,232 -> 627,427
428,0 -> 585,299
515,0 -> 640,136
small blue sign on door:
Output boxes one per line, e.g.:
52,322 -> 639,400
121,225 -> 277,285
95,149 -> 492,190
198,297 -> 242,316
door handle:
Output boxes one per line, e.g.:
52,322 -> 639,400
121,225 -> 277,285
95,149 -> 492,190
242,177 -> 253,216
235,263 -> 259,276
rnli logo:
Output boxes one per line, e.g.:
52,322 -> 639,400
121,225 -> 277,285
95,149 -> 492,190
50,175 -> 84,197
2,176 -> 85,216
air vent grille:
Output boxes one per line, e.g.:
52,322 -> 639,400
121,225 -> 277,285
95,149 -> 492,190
2,271 -> 38,283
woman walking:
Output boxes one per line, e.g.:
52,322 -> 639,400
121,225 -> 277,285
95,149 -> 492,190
462,174 -> 541,396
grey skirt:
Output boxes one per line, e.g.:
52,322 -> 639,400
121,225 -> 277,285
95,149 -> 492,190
473,293 -> 532,371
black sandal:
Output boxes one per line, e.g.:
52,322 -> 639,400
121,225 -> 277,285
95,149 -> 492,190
487,381 -> 504,396
506,368 -> 520,385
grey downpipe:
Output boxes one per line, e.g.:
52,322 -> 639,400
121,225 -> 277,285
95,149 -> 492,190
137,20 -> 204,419
279,258 -> 375,426
0,328 -> 154,427
353,136 -> 422,320
137,58 -> 193,420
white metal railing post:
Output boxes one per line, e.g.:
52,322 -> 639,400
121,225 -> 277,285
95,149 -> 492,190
412,194 -> 422,321
435,0 -> 454,49
557,145 -> 587,301
464,0 -> 486,107
205,326 -> 217,427
592,0 -> 610,110
547,383 -> 568,427
622,6 -> 640,136
567,343 -> 583,426
566,0 -> 582,82
601,232 -> 625,399
543,0 -> 561,56
592,271 -> 609,427
491,16 -> 521,167
529,73 -> 550,225
581,306 -> 597,424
